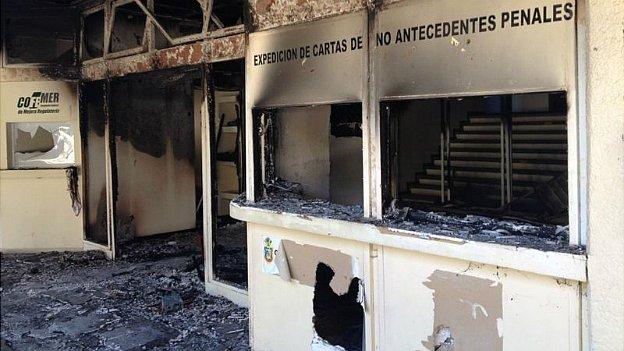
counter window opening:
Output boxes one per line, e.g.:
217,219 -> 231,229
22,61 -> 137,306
252,103 -> 364,209
381,91 -> 569,227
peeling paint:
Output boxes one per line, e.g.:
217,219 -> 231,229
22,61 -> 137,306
80,34 -> 245,81
422,270 -> 503,351
249,0 -> 366,30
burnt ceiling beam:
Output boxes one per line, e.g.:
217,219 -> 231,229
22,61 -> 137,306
80,33 -> 245,81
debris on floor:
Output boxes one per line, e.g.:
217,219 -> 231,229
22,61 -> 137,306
213,221 -> 248,290
234,179 -> 585,254
0,232 -> 250,351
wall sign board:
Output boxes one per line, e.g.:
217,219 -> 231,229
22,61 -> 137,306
247,12 -> 367,108
375,0 -> 576,98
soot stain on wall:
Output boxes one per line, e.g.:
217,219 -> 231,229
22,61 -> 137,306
110,68 -> 199,162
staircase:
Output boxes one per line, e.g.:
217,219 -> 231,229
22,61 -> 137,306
403,113 -> 568,210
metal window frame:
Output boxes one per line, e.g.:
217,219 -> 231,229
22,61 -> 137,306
80,5 -> 106,64
79,0 -> 245,63
106,0 -> 149,58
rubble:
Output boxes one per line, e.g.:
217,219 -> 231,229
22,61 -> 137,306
234,180 -> 585,254
0,232 -> 250,351
214,222 -> 248,289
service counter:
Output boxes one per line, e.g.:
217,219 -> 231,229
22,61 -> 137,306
232,201 -> 586,351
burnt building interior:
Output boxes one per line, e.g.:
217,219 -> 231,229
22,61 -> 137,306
2,2 -> 75,65
382,92 -> 569,225
254,103 -> 364,207
81,67 -> 204,251
79,64 -> 248,286
1,0 -> 249,286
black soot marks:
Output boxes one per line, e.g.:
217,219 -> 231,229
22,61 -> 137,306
313,262 -> 363,351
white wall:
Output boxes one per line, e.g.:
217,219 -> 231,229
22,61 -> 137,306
275,105 -> 331,199
115,140 -> 196,237
330,135 -> 363,205
585,0 -> 624,348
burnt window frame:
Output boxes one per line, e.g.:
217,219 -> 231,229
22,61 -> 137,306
380,91 -> 571,226
80,0 -> 245,62
107,0 -> 149,58
150,0 -> 245,47
152,0 -> 207,47
80,5 -> 106,63
1,14 -> 76,67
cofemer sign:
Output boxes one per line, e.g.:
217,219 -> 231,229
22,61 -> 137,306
16,91 -> 61,115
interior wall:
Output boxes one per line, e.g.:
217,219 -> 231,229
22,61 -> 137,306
111,71 -> 197,237
330,135 -> 362,205
275,105 -> 330,199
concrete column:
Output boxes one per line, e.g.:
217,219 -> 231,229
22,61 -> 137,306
585,0 -> 624,349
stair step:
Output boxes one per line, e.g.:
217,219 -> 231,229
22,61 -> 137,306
425,167 -> 558,182
469,115 -> 566,124
440,156 -> 567,164
407,184 -> 450,196
462,124 -> 566,132
432,159 -> 567,171
451,141 -> 567,150
455,132 -> 567,141
450,150 -> 567,160
415,176 -> 534,192
400,193 -> 441,204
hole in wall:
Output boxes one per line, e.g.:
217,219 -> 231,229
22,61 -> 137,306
313,262 -> 363,351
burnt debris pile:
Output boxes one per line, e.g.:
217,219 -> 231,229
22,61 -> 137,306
0,233 -> 250,351
234,179 -> 584,254
384,204 -> 581,253
243,179 -> 365,221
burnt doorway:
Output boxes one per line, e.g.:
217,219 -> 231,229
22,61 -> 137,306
95,66 -> 205,261
81,80 -> 113,253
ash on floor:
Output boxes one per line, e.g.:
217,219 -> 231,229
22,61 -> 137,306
213,221 -> 248,290
0,234 -> 249,351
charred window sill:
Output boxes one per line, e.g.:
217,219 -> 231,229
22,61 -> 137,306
232,193 -> 585,255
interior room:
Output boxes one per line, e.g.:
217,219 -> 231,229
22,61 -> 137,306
382,91 -> 569,225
